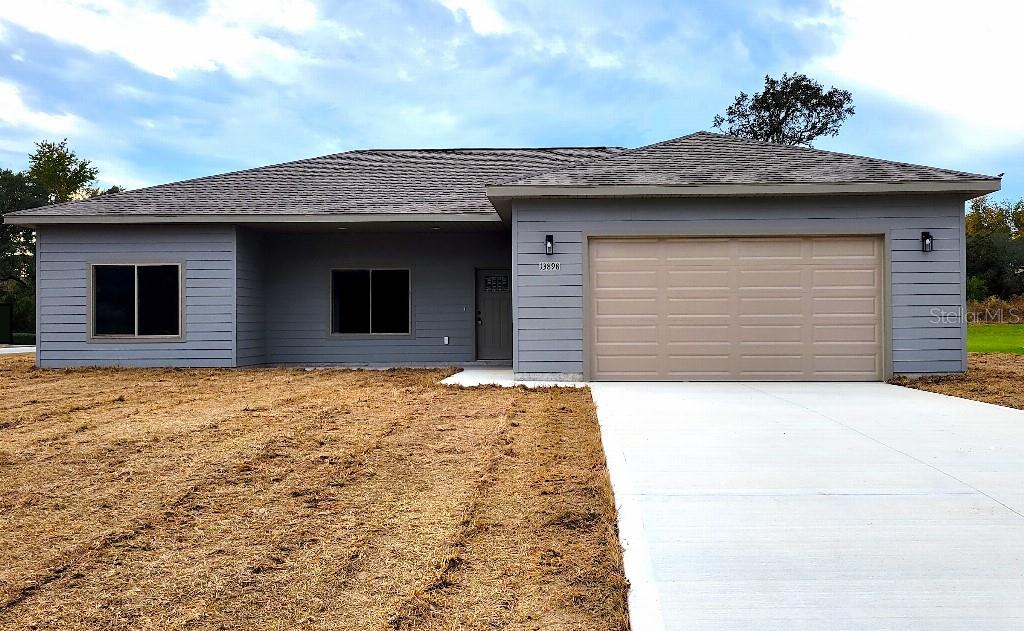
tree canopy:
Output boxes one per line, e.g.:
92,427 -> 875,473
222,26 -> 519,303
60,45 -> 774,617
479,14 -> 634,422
1,139 -> 120,337
712,73 -> 855,146
27,139 -> 100,204
965,196 -> 1024,300
965,195 -> 1024,238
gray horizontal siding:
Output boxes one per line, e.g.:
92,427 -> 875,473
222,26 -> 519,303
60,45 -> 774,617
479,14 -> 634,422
263,231 -> 509,365
235,229 -> 265,366
512,194 -> 967,378
36,225 -> 237,368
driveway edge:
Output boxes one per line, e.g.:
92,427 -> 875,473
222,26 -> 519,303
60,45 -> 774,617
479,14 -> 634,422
592,388 -> 667,631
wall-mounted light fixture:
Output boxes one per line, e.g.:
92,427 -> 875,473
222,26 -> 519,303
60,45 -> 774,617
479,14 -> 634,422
545,234 -> 554,256
921,231 -> 934,253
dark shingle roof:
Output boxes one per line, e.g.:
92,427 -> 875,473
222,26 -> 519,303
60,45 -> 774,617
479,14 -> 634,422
6,133 -> 999,221
10,147 -> 624,217
501,132 -> 998,187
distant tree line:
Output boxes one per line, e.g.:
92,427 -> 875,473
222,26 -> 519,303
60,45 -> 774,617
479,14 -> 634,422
965,196 -> 1024,300
1,140 -> 121,340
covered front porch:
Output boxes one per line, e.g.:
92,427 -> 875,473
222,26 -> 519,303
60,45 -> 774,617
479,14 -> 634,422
238,225 -> 512,367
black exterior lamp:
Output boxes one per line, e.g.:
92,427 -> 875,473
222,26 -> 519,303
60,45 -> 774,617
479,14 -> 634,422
921,231 -> 934,253
545,234 -> 554,255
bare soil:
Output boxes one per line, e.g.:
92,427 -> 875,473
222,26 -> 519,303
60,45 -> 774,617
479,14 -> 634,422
889,352 -> 1024,409
0,355 -> 628,630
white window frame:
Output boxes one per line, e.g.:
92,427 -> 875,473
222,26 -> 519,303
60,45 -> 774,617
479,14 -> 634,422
89,263 -> 184,341
329,268 -> 413,338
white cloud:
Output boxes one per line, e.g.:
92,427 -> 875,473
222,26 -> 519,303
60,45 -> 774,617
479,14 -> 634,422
439,0 -> 510,35
577,46 -> 621,70
205,0 -> 317,33
0,80 -> 82,135
436,2 -> 627,71
0,0 -> 327,81
810,0 -> 1024,150
91,157 -> 153,190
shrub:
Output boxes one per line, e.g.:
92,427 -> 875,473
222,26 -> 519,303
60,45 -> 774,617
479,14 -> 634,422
967,276 -> 989,301
967,295 -> 1024,324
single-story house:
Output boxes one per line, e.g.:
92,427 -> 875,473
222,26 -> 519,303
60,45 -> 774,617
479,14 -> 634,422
3,132 -> 1001,381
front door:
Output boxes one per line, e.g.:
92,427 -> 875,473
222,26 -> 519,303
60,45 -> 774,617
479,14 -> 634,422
476,269 -> 512,360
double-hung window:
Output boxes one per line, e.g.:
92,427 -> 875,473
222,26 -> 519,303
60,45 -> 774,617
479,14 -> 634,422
92,264 -> 181,338
331,269 -> 410,335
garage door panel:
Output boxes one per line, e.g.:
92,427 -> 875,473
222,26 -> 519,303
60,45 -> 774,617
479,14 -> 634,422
811,235 -> 878,257
667,297 -> 731,316
665,269 -> 731,289
594,297 -> 659,316
740,325 -> 803,342
738,354 -> 805,373
595,355 -> 661,377
593,270 -> 658,288
814,324 -> 879,343
812,268 -> 878,289
594,325 -> 658,344
812,343 -> 882,358
813,296 -> 878,315
739,297 -> 802,316
739,269 -> 804,289
664,238 -> 734,264
589,235 -> 884,381
593,342 -> 660,356
664,354 -> 733,376
591,238 -> 661,260
738,238 -> 804,261
813,354 -> 880,375
666,325 -> 731,342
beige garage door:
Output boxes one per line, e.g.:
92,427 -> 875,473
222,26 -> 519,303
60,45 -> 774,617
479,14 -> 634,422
589,236 -> 884,381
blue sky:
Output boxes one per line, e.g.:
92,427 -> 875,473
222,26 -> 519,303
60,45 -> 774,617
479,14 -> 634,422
0,0 -> 1020,202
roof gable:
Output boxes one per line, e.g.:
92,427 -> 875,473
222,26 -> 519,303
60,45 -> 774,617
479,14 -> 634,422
499,132 -> 998,188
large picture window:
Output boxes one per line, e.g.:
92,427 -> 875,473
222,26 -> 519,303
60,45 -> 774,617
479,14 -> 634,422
331,269 -> 410,335
92,264 -> 181,337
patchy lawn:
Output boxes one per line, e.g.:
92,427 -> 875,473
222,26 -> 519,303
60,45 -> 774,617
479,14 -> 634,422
967,323 -> 1024,354
0,355 -> 628,630
890,353 -> 1024,409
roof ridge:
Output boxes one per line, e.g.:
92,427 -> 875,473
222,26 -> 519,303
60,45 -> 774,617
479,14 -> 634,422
695,131 -> 997,180
357,146 -> 625,153
493,142 -> 661,185
496,131 -> 706,186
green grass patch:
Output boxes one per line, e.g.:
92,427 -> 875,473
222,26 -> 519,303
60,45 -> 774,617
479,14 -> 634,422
967,324 -> 1024,354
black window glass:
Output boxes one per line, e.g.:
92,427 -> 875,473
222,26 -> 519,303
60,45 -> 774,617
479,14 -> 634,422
332,270 -> 371,334
371,270 -> 410,334
94,265 -> 135,335
137,265 -> 180,336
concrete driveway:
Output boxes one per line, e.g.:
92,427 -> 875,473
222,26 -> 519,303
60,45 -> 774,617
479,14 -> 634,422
591,382 -> 1024,631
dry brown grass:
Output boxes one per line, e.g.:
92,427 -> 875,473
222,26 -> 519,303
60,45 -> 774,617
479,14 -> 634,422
0,355 -> 628,630
889,353 -> 1024,409
967,296 -> 1024,323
